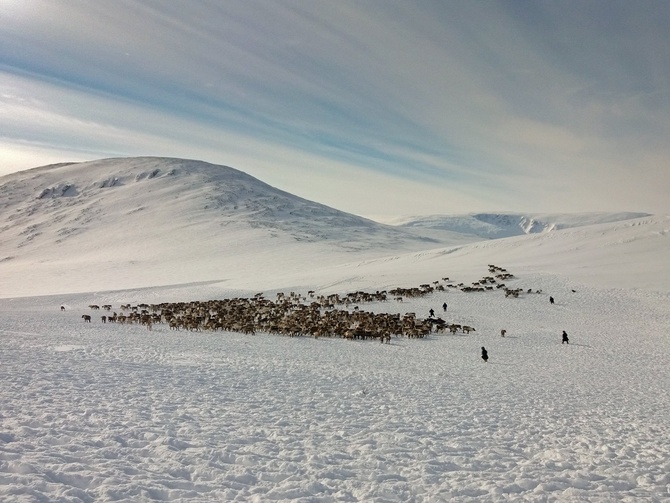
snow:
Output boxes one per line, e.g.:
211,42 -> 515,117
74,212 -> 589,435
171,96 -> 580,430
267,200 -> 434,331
1,157 -> 669,502
383,212 -> 652,240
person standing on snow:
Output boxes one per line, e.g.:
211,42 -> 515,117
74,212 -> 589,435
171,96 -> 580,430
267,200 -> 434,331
481,347 -> 489,362
442,302 -> 447,312
562,331 -> 569,344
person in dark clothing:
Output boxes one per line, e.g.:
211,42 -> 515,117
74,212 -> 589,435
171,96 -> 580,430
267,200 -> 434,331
549,296 -> 555,305
562,331 -> 569,344
429,308 -> 435,317
442,302 -> 447,312
481,347 -> 488,362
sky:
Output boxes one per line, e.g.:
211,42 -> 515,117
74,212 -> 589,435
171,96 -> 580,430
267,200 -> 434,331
1,0 -> 669,218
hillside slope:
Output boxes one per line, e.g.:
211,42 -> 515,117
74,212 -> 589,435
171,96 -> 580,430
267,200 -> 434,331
388,212 -> 651,240
299,213 -> 670,295
1,157 -> 665,297
0,157 -> 444,296
0,157 -> 440,253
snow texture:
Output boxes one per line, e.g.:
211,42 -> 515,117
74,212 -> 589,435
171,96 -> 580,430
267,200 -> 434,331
1,157 -> 669,502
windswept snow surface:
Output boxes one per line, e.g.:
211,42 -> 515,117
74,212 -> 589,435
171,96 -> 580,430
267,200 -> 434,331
2,273 -> 670,502
386,212 -> 652,240
2,256 -> 670,501
1,158 -> 670,501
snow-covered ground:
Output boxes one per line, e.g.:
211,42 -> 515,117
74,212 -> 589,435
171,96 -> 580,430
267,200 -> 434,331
1,158 -> 669,501
2,268 -> 669,502
385,212 -> 652,240
0,157 -> 657,298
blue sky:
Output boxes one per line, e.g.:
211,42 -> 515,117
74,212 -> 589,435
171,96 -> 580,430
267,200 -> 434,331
1,0 -> 668,217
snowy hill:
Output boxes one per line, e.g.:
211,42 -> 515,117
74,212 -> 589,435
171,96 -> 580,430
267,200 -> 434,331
0,156 -> 438,252
309,213 -> 670,295
0,157 -> 442,296
387,212 -> 651,240
0,157 -> 666,298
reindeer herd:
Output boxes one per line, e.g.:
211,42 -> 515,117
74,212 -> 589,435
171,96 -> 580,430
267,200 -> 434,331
72,265 -> 546,342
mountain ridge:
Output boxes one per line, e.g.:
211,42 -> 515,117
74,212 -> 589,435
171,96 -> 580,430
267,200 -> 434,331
3,157 -> 649,247
387,211 -> 652,240
0,156 -> 664,297
0,157 -> 438,255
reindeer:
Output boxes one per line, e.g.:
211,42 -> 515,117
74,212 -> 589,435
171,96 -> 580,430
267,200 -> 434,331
82,315 -> 91,322
138,314 -> 153,330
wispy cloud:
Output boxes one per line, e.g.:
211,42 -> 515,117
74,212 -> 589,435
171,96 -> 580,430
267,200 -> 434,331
1,0 -> 669,216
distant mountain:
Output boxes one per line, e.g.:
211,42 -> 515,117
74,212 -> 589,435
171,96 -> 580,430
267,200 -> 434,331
0,157 -> 449,295
387,212 -> 651,240
0,157 -> 661,297
0,156 -> 439,255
